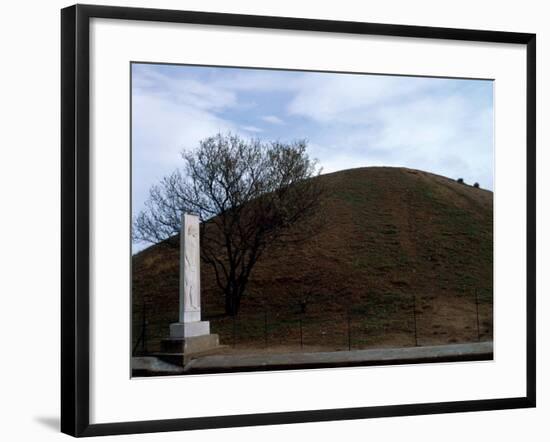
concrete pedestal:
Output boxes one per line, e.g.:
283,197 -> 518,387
169,321 -> 210,338
162,334 -> 219,353
160,333 -> 221,365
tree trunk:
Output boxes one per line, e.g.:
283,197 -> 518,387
224,289 -> 242,316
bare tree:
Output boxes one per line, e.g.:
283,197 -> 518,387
134,133 -> 324,316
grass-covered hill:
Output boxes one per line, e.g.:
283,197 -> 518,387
132,167 -> 493,354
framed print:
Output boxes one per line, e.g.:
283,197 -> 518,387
61,4 -> 536,437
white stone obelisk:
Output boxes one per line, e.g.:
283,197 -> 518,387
180,213 -> 201,322
169,213 -> 210,338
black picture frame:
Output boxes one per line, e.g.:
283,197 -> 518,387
61,4 -> 536,437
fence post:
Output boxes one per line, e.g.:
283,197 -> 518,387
264,310 -> 268,348
474,288 -> 481,342
347,310 -> 351,351
299,316 -> 303,350
412,294 -> 418,347
232,315 -> 237,348
142,301 -> 146,354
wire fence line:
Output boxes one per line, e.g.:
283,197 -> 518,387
132,288 -> 493,356
209,309 -> 412,352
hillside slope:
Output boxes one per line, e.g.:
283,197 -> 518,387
132,167 -> 493,353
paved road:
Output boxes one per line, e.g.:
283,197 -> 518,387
183,341 -> 493,374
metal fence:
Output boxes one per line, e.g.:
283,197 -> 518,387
133,288 -> 493,356
207,289 -> 493,351
209,309 -> 415,352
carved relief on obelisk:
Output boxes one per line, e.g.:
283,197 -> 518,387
180,213 -> 201,323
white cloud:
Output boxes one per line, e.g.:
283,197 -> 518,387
261,115 -> 284,125
284,74 -> 493,189
210,69 -> 302,92
241,125 -> 263,133
134,66 -> 236,111
288,75 -> 436,123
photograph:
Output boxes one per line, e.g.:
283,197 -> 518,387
130,63 -> 494,377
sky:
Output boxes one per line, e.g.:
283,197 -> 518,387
132,63 -> 494,251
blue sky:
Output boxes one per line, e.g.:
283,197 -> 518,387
132,63 -> 493,250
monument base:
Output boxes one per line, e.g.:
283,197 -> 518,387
159,334 -> 221,365
169,321 -> 210,338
